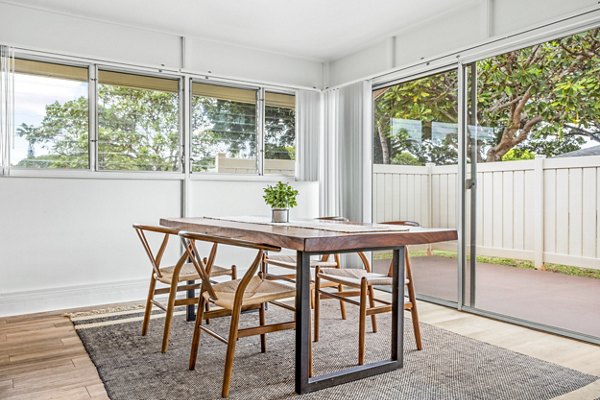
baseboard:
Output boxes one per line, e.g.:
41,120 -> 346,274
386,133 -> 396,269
0,278 -> 150,317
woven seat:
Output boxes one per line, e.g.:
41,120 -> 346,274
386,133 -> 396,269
318,267 -> 409,286
156,262 -> 233,284
206,276 -> 296,309
265,254 -> 338,269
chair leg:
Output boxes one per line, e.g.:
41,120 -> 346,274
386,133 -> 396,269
358,278 -> 368,365
259,303 -> 266,353
314,269 -> 321,343
222,303 -> 242,398
338,284 -> 347,320
405,252 -> 423,350
310,288 -> 315,309
189,297 -> 206,370
367,285 -> 378,333
204,301 -> 210,325
161,280 -> 179,353
141,275 -> 156,336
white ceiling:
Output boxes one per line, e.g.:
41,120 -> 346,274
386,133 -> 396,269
5,0 -> 473,61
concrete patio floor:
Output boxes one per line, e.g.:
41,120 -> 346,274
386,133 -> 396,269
374,256 -> 600,339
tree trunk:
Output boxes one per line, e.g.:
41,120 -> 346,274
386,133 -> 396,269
376,120 -> 390,164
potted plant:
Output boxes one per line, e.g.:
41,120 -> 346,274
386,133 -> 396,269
263,181 -> 299,223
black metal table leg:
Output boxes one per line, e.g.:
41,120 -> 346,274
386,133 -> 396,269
295,251 -> 311,394
186,280 -> 196,321
295,246 -> 406,394
391,247 -> 404,363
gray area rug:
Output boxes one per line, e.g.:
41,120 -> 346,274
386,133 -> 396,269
72,302 -> 598,400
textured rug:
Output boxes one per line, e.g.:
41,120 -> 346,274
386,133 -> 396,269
71,302 -> 599,400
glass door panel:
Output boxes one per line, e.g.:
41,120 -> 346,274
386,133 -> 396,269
372,69 -> 459,304
466,27 -> 600,339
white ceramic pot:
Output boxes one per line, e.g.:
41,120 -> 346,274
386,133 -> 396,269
271,208 -> 289,223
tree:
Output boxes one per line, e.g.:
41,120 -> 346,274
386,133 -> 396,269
479,28 -> 599,161
374,28 -> 600,164
16,123 -> 38,158
17,85 -> 180,171
191,97 -> 295,171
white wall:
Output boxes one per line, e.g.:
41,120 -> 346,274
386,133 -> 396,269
0,2 -> 323,88
0,177 -> 319,316
327,0 -> 599,87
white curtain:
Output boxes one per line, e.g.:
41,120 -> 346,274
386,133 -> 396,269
0,46 -> 14,175
295,89 -> 322,182
322,81 -> 373,222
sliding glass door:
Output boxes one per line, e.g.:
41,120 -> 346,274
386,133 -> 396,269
465,28 -> 600,341
371,27 -> 600,343
372,68 -> 460,304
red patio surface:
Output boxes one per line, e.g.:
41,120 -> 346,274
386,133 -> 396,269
374,256 -> 600,339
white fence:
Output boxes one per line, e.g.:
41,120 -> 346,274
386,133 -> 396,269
216,153 -> 295,175
373,155 -> 600,271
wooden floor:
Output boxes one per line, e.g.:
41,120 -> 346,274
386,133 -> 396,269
1,301 -> 599,400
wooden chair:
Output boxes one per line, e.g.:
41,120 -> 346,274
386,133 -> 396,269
133,224 -> 237,353
262,216 -> 347,317
180,230 -> 300,398
314,220 -> 422,365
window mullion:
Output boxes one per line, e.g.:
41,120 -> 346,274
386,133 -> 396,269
257,87 -> 265,175
183,76 -> 191,175
89,64 -> 98,172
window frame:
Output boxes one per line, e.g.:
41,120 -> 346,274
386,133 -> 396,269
94,65 -> 184,173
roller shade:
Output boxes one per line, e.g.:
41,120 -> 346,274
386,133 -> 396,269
15,59 -> 87,81
192,82 -> 257,104
265,91 -> 295,110
98,70 -> 178,93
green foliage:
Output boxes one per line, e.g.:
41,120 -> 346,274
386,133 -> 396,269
501,148 -> 535,161
391,151 -> 422,165
190,98 -> 295,172
16,83 -> 295,172
374,28 -> 600,164
263,181 -> 299,209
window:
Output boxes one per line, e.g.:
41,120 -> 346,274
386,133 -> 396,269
191,82 -> 258,174
6,52 -> 298,176
265,91 -> 295,176
13,58 -> 88,169
97,70 -> 181,171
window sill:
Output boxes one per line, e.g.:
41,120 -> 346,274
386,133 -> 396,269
4,169 -> 185,180
189,173 -> 296,182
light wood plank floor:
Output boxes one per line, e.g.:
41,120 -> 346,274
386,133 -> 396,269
0,301 -> 598,399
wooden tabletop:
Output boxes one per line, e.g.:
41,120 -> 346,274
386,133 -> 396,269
160,217 -> 458,253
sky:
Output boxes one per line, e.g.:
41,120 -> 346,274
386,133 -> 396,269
12,73 -> 87,164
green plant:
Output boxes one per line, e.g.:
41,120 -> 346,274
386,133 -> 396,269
263,181 -> 299,209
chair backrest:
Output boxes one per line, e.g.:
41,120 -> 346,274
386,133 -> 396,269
381,220 -> 420,277
315,216 -> 349,222
179,231 -> 281,303
381,220 -> 420,227
133,224 -> 183,278
315,217 -> 348,264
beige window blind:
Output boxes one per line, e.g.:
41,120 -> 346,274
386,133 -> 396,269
265,91 -> 295,110
15,59 -> 87,81
98,70 -> 178,92
192,82 -> 257,104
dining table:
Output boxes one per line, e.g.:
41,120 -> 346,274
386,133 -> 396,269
160,216 -> 458,395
